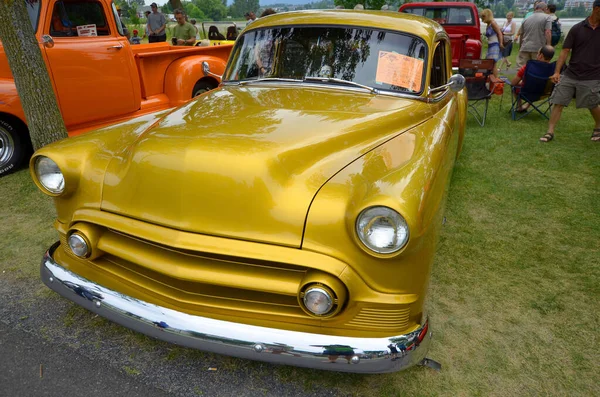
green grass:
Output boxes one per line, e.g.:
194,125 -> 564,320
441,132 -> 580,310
0,90 -> 598,395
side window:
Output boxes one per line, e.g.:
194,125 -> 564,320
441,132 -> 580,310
402,8 -> 424,17
425,8 -> 448,25
430,42 -> 448,89
26,0 -> 41,32
50,1 -> 109,37
447,8 -> 474,25
110,2 -> 125,36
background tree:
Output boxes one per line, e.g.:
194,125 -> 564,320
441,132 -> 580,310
229,0 -> 259,18
196,0 -> 226,20
0,0 -> 67,151
169,0 -> 183,11
185,3 -> 206,19
333,0 -> 390,10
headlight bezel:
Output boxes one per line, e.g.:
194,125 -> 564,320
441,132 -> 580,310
33,155 -> 65,195
355,206 -> 410,255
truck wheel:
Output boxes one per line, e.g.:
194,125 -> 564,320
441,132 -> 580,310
0,118 -> 27,177
192,80 -> 217,98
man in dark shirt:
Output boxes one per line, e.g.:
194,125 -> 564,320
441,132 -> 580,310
541,0 -> 600,142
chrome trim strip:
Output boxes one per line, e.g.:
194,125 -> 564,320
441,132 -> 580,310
221,81 -> 429,102
41,242 -> 431,373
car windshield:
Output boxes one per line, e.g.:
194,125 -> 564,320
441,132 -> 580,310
223,25 -> 428,94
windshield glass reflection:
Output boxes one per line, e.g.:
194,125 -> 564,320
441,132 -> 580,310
224,26 -> 428,94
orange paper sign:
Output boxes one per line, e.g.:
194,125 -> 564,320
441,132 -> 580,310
375,51 -> 423,92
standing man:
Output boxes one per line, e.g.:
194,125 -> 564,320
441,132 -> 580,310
540,0 -> 600,142
171,9 -> 196,46
516,2 -> 552,67
147,2 -> 167,43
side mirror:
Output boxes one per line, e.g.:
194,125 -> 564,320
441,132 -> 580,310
429,74 -> 466,94
448,74 -> 465,92
41,35 -> 54,48
202,61 -> 222,79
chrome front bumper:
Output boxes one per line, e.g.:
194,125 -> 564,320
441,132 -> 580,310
41,242 -> 432,373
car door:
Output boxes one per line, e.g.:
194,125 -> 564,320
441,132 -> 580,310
428,39 -> 461,169
42,0 -> 140,128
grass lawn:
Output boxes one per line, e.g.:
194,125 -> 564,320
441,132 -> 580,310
1,84 -> 599,395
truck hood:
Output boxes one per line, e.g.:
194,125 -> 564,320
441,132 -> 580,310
101,86 -> 431,247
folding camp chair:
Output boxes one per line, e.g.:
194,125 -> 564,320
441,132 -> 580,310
458,59 -> 496,127
510,60 -> 556,121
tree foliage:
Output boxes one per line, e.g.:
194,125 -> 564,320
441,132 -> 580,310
332,0 -> 402,10
229,0 -> 260,18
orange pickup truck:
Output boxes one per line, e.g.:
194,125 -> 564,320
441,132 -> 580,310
0,0 -> 232,176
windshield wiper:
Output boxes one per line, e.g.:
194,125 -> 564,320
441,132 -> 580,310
303,77 -> 377,94
235,77 -> 303,85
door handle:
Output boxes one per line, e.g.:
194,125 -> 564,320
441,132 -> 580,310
108,45 -> 123,50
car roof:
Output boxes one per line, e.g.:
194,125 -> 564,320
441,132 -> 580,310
246,10 -> 444,41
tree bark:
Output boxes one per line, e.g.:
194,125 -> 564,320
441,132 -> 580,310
0,0 -> 67,150
168,0 -> 183,12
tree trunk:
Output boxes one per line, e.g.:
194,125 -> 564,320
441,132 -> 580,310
169,0 -> 183,12
0,0 -> 67,151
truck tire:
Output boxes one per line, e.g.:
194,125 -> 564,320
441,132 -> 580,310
0,118 -> 27,177
192,80 -> 218,98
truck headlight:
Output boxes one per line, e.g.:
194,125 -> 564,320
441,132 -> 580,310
356,206 -> 409,254
34,156 -> 65,194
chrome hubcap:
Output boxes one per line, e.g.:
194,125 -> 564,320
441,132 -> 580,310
0,127 -> 15,167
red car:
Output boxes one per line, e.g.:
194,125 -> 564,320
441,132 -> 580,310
399,2 -> 482,68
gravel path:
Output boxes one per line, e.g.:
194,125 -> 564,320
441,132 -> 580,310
0,275 -> 347,397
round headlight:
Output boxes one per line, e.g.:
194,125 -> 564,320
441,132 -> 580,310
35,156 -> 65,194
68,233 -> 90,258
303,287 -> 333,315
356,206 -> 409,254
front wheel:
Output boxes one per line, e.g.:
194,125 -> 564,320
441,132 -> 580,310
192,80 -> 218,98
0,118 -> 27,177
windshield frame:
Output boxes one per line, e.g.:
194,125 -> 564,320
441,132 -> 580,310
222,23 -> 430,97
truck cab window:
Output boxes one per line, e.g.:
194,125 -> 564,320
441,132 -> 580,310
25,0 -> 41,32
50,1 -> 109,37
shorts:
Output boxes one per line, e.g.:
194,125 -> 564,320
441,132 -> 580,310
550,74 -> 600,109
517,51 -> 537,68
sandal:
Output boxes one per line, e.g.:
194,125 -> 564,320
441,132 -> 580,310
540,132 -> 554,142
592,128 -> 600,142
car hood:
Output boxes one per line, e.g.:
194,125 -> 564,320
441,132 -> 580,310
101,86 -> 431,247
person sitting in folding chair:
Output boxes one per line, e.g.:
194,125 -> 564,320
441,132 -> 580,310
510,45 -> 555,116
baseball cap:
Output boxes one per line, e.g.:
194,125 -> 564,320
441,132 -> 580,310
594,0 -> 600,7
116,5 -> 121,10
150,2 -> 158,7
133,29 -> 138,34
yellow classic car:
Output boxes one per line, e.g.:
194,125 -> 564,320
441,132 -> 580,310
32,10 -> 467,373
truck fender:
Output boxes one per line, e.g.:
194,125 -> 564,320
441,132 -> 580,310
0,80 -> 32,176
0,79 -> 27,124
164,56 -> 228,106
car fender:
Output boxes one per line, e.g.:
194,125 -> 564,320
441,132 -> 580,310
303,115 -> 459,294
455,87 -> 468,158
163,55 -> 227,106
